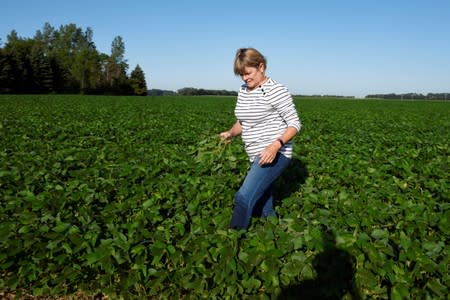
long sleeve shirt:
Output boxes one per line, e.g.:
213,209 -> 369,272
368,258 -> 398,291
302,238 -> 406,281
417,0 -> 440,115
235,77 -> 301,162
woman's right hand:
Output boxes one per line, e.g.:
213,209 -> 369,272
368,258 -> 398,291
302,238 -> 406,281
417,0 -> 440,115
220,121 -> 242,141
219,131 -> 232,141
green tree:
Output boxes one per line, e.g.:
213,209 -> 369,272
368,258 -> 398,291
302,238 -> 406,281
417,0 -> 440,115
106,36 -> 130,94
34,23 -> 55,55
32,23 -> 56,93
0,23 -> 138,95
129,64 -> 147,96
72,47 -> 100,93
50,24 -> 98,92
30,44 -> 53,93
0,50 -> 15,93
1,30 -> 34,93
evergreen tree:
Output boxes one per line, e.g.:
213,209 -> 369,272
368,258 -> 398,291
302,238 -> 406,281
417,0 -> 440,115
1,31 -> 34,93
30,43 -> 53,93
32,24 -> 55,93
129,64 -> 147,96
0,50 -> 16,93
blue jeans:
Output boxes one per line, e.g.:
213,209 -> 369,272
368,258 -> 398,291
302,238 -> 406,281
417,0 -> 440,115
230,153 -> 291,230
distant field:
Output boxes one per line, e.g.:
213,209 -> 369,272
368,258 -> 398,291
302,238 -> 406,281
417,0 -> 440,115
0,95 -> 448,299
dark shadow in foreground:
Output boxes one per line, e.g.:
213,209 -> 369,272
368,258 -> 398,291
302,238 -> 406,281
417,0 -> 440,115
278,229 -> 362,300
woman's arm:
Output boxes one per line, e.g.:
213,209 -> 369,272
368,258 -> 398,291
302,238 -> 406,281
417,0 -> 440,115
219,120 -> 242,140
258,126 -> 298,165
276,126 -> 298,147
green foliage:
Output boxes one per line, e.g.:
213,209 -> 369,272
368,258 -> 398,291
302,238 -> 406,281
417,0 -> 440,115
366,93 -> 450,100
0,96 -> 448,299
130,65 -> 148,96
178,87 -> 238,96
0,23 -> 143,95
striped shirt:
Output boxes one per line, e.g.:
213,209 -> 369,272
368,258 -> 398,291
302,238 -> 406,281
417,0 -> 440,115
235,77 -> 301,162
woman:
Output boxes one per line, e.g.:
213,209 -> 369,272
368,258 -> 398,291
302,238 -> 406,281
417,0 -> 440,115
220,48 -> 301,230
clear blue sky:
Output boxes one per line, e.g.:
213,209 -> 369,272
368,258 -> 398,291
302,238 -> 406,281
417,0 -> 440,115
1,0 -> 449,97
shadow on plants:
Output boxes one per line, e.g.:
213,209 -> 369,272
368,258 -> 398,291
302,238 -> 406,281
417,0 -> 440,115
251,158 -> 308,219
274,157 -> 309,202
278,229 -> 361,300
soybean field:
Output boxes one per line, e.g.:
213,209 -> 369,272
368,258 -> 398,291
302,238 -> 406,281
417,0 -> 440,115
0,95 -> 449,299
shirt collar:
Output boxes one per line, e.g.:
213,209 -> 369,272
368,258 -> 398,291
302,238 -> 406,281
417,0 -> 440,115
241,77 -> 274,92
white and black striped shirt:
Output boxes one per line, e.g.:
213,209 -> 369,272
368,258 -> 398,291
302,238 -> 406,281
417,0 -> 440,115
235,77 -> 301,162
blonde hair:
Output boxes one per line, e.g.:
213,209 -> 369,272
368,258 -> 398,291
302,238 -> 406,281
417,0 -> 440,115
233,48 -> 267,76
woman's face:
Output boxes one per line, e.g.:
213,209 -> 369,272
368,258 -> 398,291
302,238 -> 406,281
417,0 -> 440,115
240,63 -> 266,90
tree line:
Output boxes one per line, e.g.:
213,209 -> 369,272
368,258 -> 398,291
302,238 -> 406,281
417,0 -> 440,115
147,88 -> 238,96
177,87 -> 237,96
365,93 -> 449,100
294,94 -> 355,98
0,23 -> 147,95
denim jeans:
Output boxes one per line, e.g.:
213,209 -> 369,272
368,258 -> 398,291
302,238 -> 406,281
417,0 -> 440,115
230,153 -> 291,230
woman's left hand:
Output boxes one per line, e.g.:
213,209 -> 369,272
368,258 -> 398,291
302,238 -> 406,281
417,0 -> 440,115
259,142 -> 281,165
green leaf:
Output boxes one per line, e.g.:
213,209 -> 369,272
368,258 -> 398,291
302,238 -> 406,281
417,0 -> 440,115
238,251 -> 249,263
143,199 -> 153,209
18,225 -> 31,234
241,277 -> 261,291
53,221 -> 70,233
335,232 -> 356,248
399,231 -> 411,250
426,279 -> 446,298
291,236 -> 304,250
422,241 -> 444,257
371,228 -> 389,240
281,261 -> 301,278
85,250 -> 110,265
391,284 -> 409,300
62,243 -> 72,254
167,245 -> 176,255
131,244 -> 146,256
